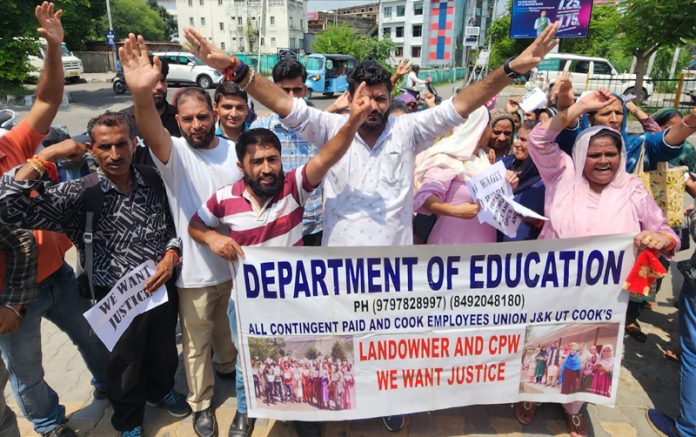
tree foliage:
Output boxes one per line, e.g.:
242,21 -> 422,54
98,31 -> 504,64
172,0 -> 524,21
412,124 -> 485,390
99,0 -> 166,42
248,338 -> 286,362
312,24 -> 395,64
0,1 -> 38,87
304,346 -> 321,360
330,341 -> 347,362
147,0 -> 177,39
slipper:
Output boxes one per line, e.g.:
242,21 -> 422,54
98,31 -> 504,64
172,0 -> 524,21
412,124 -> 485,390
647,408 -> 680,437
513,401 -> 539,425
625,324 -> 647,343
665,349 -> 680,362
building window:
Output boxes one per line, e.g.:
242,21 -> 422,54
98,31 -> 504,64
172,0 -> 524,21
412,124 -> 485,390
383,27 -> 391,35
238,17 -> 243,25
189,17 -> 194,25
411,46 -> 421,57
219,22 -> 224,30
383,6 -> 391,17
201,17 -> 206,25
413,2 -> 423,15
218,0 -> 223,4
261,37 -> 265,45
188,0 -> 192,5
395,46 -> 403,57
412,25 -> 422,37
199,0 -> 204,5
396,5 -> 405,16
271,37 -> 276,46
300,19 -> 303,29
270,16 -> 275,25
395,26 -> 404,37
221,41 -> 226,50
290,17 -> 293,26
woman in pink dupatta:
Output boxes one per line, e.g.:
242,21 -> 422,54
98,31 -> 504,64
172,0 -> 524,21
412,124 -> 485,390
413,106 -> 517,244
513,89 -> 678,437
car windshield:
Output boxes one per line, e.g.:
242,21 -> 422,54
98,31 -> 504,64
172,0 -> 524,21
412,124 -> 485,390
306,57 -> 323,71
60,44 -> 71,56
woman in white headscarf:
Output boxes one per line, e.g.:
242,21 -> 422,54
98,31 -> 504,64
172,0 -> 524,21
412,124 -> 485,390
590,345 -> 614,397
413,106 -> 518,244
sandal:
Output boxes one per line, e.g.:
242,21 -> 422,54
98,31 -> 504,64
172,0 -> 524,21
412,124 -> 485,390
564,411 -> 589,437
513,401 -> 539,425
625,323 -> 647,343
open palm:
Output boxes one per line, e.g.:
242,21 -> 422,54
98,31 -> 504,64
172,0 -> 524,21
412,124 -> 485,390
35,2 -> 63,46
509,21 -> 560,74
118,34 -> 162,94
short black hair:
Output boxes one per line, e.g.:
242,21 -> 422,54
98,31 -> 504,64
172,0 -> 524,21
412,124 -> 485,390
86,111 -> 130,143
175,87 -> 214,110
272,58 -> 307,83
214,81 -> 248,104
589,128 -> 623,152
348,60 -> 392,95
235,128 -> 282,162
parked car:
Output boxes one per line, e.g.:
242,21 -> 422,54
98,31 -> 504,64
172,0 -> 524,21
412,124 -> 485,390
152,51 -> 223,88
527,53 -> 654,101
27,38 -> 84,82
682,60 -> 696,103
304,54 -> 357,98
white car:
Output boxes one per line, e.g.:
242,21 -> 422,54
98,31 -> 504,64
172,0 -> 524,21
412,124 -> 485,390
27,38 -> 84,82
528,53 -> 654,101
152,51 -> 223,88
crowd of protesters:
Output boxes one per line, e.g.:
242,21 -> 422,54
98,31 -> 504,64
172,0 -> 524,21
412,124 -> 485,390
1,3 -> 696,437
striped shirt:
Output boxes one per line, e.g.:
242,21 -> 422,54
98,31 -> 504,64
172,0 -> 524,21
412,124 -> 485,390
194,165 -> 316,247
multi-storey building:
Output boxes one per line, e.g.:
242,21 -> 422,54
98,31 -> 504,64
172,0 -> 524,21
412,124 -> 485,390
378,0 -> 497,67
175,0 -> 307,53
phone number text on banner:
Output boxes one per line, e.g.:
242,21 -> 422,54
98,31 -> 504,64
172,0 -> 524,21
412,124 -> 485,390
233,234 -> 634,421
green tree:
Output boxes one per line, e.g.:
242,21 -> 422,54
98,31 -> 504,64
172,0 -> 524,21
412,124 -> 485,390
617,0 -> 696,103
0,1 -> 38,87
488,14 -> 529,69
100,0 -> 166,42
248,338 -> 286,362
312,24 -> 395,64
330,341 -> 346,362
147,0 -> 177,39
305,346 -> 321,360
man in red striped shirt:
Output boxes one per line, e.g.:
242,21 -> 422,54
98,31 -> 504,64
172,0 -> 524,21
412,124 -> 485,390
187,83 -> 372,437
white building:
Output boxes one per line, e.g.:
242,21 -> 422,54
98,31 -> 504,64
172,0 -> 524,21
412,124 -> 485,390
175,0 -> 307,53
378,0 -> 425,64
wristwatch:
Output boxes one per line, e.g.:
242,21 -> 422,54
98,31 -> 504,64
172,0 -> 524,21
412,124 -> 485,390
503,58 -> 523,79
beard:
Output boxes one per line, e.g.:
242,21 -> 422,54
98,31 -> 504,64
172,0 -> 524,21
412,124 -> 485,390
182,126 -> 216,149
244,169 -> 285,200
361,110 -> 388,131
154,93 -> 167,110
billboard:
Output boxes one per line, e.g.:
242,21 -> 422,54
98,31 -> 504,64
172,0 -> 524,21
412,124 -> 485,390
510,0 -> 593,39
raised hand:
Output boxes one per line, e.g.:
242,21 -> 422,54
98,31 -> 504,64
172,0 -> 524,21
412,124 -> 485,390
506,98 -> 521,113
349,82 -> 376,126
424,91 -> 437,108
551,70 -> 574,107
509,21 -> 560,75
183,27 -> 234,71
576,88 -> 616,113
395,58 -> 411,77
35,2 -> 63,46
118,34 -> 162,95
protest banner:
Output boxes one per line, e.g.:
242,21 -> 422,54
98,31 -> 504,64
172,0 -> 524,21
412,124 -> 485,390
232,235 -> 634,421
510,0 -> 593,39
467,161 -> 547,237
83,260 -> 168,351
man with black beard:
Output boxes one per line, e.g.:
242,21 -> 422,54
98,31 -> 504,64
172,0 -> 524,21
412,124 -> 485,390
187,84 -> 373,437
120,57 -> 180,166
120,38 -> 241,437
182,21 -> 560,435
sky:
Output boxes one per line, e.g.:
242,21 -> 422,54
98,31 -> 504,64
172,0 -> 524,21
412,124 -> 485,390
306,0 -> 375,12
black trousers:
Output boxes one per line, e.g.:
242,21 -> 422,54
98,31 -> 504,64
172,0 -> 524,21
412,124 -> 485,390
108,281 -> 179,431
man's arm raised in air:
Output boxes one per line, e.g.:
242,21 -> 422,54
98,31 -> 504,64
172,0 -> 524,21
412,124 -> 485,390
118,34 -> 173,164
452,22 -> 560,119
25,2 -> 65,135
183,27 -> 294,118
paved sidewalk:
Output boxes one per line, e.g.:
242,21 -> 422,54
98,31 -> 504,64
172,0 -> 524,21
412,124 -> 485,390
5,246 -> 684,437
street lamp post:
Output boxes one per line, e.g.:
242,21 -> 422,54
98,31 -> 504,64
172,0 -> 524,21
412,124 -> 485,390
106,0 -> 117,71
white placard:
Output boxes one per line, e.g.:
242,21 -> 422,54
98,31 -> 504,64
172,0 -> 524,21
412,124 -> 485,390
83,260 -> 168,351
519,87 -> 549,113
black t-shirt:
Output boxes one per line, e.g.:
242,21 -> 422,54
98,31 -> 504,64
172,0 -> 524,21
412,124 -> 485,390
121,102 -> 181,167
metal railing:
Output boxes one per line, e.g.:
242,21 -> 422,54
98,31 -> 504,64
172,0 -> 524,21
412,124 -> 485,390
585,75 -> 696,113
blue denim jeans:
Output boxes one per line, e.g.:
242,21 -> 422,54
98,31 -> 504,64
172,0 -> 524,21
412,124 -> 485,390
678,279 -> 696,435
0,262 -> 109,434
0,356 -> 19,437
228,298 -> 246,414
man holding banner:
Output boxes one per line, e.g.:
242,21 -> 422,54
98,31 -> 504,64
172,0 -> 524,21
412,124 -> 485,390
187,84 -> 374,437
0,111 -> 189,437
181,19 -> 560,434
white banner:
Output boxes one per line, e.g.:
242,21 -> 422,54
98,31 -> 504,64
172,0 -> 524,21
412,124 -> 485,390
83,260 -> 168,351
233,235 -> 634,421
